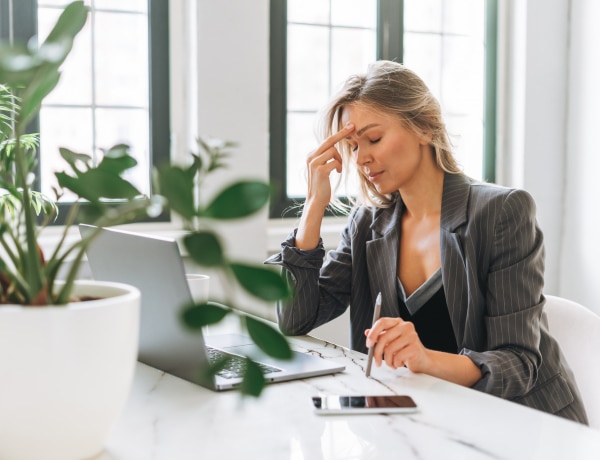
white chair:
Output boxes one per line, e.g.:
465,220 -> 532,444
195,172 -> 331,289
544,295 -> 600,429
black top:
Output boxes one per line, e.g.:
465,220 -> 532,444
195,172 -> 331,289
396,271 -> 457,354
398,285 -> 458,354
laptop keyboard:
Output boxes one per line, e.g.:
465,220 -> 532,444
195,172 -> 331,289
206,346 -> 282,379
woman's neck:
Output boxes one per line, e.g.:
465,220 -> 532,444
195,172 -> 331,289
399,165 -> 445,220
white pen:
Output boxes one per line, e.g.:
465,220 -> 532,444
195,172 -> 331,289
365,292 -> 382,378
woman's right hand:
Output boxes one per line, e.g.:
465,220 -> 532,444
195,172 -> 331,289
295,123 -> 355,250
304,123 -> 355,212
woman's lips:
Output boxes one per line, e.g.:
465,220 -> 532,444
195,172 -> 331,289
367,171 -> 383,182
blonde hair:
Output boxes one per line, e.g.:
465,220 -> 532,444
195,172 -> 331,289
319,60 -> 461,209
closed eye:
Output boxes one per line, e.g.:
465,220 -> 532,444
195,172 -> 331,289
369,138 -> 381,145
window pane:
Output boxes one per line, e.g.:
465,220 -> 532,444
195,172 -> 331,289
38,0 -> 147,11
95,12 -> 148,107
404,0 -> 442,32
441,35 -> 484,115
404,0 -> 485,181
38,8 -> 93,105
403,32 -> 442,98
446,114 -> 483,180
443,0 -> 483,36
38,0 -> 92,7
287,113 -> 315,198
287,24 -> 329,111
96,108 -> 150,194
330,28 -> 377,90
331,0 -> 377,28
40,107 -> 94,200
285,1 -> 377,200
288,0 -> 329,24
94,0 -> 147,13
36,3 -> 152,202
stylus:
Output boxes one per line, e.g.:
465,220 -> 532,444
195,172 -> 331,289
365,292 -> 382,378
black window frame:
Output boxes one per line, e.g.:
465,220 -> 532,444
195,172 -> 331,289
269,0 -> 497,218
0,0 -> 171,224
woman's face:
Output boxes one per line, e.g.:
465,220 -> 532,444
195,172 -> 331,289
340,103 -> 431,195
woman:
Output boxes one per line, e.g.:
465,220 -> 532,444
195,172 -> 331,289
266,60 -> 587,424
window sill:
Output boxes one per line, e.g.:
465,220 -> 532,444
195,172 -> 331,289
267,216 -> 346,253
37,215 -> 347,263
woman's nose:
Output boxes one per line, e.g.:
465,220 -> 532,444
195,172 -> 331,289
355,148 -> 371,166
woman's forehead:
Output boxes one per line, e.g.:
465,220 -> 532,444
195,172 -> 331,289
339,103 -> 397,126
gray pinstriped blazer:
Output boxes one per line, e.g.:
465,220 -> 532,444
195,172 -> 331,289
266,173 -> 588,424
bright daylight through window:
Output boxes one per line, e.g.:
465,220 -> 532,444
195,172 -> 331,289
276,0 -> 489,216
37,0 -> 151,201
21,1 -> 489,222
0,0 -> 170,225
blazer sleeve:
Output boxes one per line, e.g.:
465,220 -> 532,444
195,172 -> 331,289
461,188 -> 545,399
264,226 -> 353,336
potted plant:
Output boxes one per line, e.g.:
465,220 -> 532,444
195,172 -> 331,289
0,2 -> 291,459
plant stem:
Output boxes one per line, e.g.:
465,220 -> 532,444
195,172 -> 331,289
13,125 -> 43,302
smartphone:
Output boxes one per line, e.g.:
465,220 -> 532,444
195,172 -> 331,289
312,395 -> 418,415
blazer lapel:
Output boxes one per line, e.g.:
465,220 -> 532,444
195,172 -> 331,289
440,173 -> 471,341
440,173 -> 470,233
366,198 -> 403,318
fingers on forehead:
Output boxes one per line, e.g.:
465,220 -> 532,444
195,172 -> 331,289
329,124 -> 354,144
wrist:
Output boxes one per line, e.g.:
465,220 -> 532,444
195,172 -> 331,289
303,197 -> 328,217
295,201 -> 327,250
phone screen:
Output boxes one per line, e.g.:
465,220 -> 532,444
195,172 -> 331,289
312,395 -> 418,415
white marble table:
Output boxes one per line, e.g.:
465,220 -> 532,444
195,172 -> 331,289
95,333 -> 600,460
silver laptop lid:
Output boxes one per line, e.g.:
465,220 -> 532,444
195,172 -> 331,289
80,224 -> 345,391
79,224 -> 216,387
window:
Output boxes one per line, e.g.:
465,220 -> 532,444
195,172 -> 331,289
0,0 -> 170,224
269,0 -> 497,218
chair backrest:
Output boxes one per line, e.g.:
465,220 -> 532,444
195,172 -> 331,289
544,295 -> 600,429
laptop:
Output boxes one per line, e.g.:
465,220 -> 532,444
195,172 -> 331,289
79,224 -> 345,391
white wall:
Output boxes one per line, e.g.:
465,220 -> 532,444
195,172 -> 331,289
496,0 -> 570,297
170,0 -> 270,252
498,0 -> 600,314
561,0 -> 600,313
169,0 -> 274,319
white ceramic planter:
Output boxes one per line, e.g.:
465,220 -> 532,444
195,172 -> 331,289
0,280 -> 140,460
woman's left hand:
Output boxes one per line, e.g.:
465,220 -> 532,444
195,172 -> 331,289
366,317 -> 483,386
365,317 -> 432,373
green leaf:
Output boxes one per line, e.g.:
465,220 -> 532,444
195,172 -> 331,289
28,191 -> 57,218
57,145 -> 139,199
230,263 -> 291,302
240,358 -> 266,397
56,169 -> 140,201
19,70 -> 61,126
186,153 -> 203,178
202,181 -> 270,219
97,151 -> 138,175
37,38 -> 72,66
102,143 -> 130,159
198,355 -> 230,382
84,170 -> 141,199
59,147 -> 92,171
245,316 -> 292,360
183,231 -> 225,267
181,303 -> 230,330
44,1 -> 89,47
156,166 -> 195,219
0,45 -> 40,86
3,1 -> 89,109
